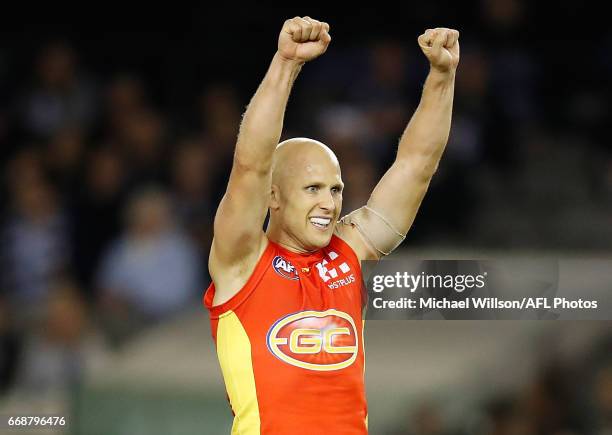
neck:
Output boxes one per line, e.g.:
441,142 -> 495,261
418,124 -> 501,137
266,221 -> 318,255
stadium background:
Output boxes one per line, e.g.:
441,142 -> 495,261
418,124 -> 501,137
0,2 -> 610,434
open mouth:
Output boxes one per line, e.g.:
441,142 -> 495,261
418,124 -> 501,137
309,217 -> 332,231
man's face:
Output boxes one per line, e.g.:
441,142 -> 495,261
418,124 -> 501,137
271,143 -> 344,252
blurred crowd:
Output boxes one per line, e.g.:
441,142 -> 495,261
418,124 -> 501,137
0,0 -> 610,432
388,333 -> 612,435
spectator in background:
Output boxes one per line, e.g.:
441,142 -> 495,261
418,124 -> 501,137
448,47 -> 490,167
389,402 -> 456,435
101,74 -> 166,186
481,0 -> 537,123
116,107 -> 167,186
339,150 -> 378,213
72,146 -> 127,298
316,104 -> 371,159
198,83 -> 241,155
1,150 -> 70,315
96,187 -> 201,347
18,41 -> 96,139
45,125 -> 85,195
103,74 -> 148,141
521,365 -> 578,435
14,279 -> 86,395
482,398 -> 537,435
479,0 -> 536,175
197,84 -> 242,202
593,361 -> 612,435
171,138 -> 214,258
356,40 -> 413,169
409,404 -> 453,435
0,293 -> 21,396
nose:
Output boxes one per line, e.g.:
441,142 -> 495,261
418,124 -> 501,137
318,191 -> 335,213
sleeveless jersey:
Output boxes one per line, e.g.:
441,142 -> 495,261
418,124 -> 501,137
203,234 -> 368,434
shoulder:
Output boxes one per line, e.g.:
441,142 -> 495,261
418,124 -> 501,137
327,233 -> 359,265
208,235 -> 273,307
334,216 -> 381,262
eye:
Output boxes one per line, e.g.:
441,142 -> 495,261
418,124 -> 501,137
306,185 -> 319,193
331,186 -> 343,194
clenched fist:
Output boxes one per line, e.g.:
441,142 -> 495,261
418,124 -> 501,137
418,28 -> 460,73
278,16 -> 331,63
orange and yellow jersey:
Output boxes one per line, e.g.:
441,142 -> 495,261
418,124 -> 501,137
204,234 -> 368,434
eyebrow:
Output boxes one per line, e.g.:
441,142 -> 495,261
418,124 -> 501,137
304,182 -> 344,189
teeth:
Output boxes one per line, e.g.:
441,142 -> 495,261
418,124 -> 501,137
310,217 -> 331,227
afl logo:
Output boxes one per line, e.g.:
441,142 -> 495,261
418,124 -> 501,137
266,309 -> 358,371
272,256 -> 299,281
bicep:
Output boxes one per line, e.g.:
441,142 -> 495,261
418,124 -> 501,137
368,157 -> 432,234
212,164 -> 270,265
338,157 -> 433,259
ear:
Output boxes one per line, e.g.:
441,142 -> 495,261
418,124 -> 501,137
269,184 -> 281,210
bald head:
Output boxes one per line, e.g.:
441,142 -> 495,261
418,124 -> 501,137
272,138 -> 340,187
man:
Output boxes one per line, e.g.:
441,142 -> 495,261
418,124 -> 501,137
204,16 -> 459,434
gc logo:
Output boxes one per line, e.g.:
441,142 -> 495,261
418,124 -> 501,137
266,309 -> 358,371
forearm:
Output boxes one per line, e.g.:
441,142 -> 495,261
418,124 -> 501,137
396,69 -> 455,176
234,53 -> 303,172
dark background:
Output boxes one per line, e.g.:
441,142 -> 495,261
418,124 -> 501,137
0,2 -> 610,434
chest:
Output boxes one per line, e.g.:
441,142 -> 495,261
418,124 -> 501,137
255,251 -> 362,313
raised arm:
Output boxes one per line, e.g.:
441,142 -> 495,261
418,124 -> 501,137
339,28 -> 459,260
210,17 -> 331,303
